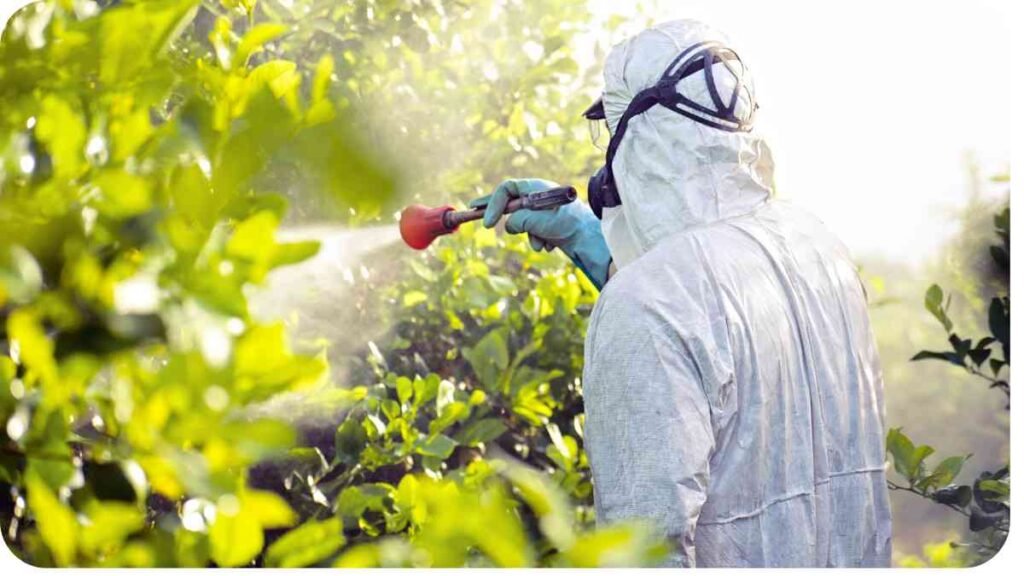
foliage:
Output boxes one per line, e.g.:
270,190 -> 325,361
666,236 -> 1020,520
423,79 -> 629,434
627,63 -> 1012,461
221,0 -> 607,222
886,203 -> 1010,564
1,0 -> 666,567
328,459 -> 667,568
0,0 -> 390,566
898,538 -> 971,568
236,0 -> 645,565
237,0 -> 656,563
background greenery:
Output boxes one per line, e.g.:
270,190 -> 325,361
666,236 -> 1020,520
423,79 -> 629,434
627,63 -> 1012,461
0,0 -> 1010,568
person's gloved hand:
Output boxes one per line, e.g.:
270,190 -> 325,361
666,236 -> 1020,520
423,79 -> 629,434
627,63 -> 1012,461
470,178 -> 612,289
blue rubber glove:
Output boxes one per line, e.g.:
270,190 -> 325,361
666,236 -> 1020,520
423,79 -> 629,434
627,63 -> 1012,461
470,178 -> 612,289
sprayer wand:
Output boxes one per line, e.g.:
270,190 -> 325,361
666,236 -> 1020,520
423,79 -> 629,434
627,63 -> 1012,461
400,186 -> 577,250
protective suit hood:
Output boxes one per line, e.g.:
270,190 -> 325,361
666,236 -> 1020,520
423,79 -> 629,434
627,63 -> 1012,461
600,19 -> 775,268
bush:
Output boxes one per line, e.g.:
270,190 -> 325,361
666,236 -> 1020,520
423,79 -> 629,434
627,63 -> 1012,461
1,0 -> 666,567
886,203 -> 1010,565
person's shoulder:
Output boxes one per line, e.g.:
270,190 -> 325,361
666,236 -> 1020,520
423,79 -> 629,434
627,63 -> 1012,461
587,262 -> 666,356
767,200 -> 857,262
590,264 -> 645,327
594,240 -> 713,326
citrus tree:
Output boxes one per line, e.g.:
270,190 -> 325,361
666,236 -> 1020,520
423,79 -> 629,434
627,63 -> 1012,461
1,0 -> 667,567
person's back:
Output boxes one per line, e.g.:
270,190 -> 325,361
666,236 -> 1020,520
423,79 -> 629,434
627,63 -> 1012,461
583,199 -> 892,566
577,19 -> 892,567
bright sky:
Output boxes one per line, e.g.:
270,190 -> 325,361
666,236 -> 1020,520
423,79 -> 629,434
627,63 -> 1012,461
2,1 -> 1010,265
590,0 -> 1012,265
0,1 -> 24,27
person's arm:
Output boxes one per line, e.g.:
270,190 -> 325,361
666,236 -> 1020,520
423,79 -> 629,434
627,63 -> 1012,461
582,290 -> 714,567
471,179 -> 612,289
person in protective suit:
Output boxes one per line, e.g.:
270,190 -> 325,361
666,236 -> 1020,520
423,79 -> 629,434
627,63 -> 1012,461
471,19 -> 892,567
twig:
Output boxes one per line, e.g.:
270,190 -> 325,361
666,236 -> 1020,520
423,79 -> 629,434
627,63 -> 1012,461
887,480 -> 970,519
887,480 -> 1010,534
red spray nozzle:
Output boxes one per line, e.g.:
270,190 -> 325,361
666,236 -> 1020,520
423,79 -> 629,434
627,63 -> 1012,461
399,204 -> 457,250
399,186 -> 578,250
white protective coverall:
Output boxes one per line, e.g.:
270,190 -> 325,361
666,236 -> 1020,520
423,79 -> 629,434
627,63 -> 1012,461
582,20 -> 892,567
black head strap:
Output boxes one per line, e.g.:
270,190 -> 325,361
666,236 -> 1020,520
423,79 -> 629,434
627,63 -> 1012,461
595,40 -> 758,211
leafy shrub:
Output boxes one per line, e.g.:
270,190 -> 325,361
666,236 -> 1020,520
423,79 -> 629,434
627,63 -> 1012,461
1,0 -> 666,567
886,203 -> 1010,564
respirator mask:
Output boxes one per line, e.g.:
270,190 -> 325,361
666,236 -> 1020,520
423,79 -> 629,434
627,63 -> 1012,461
584,41 -> 758,219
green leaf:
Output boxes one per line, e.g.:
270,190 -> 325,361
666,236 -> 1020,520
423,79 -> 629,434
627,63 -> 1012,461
502,464 -> 574,550
334,543 -> 383,568
564,524 -> 667,568
923,284 -> 953,332
429,401 -> 469,435
234,323 -> 325,395
221,418 -> 296,460
271,240 -> 320,268
414,434 -> 457,459
978,479 -> 1009,500
911,350 -> 964,366
93,170 -> 153,218
0,246 -> 43,304
8,308 -> 57,384
395,376 -> 413,405
208,491 -> 294,566
337,484 -> 392,521
265,517 -> 346,568
948,334 -> 971,357
919,456 -> 967,490
924,284 -> 943,311
468,389 -> 487,406
381,399 -> 401,421
968,337 -> 994,366
335,418 -> 368,466
887,428 -> 922,480
969,507 -> 1003,532
933,485 -> 973,508
311,55 -> 335,104
413,374 -> 441,407
336,487 -> 368,519
454,418 -> 508,446
80,502 -> 145,555
908,445 -> 935,483
988,297 -> 1009,358
34,95 -> 86,178
26,457 -> 76,493
26,472 -> 79,566
402,290 -> 428,307
99,0 -> 199,85
385,477 -> 422,534
470,483 -> 533,567
241,489 -> 296,528
990,358 -> 1006,375
461,328 -> 509,391
227,211 -> 278,263
210,506 -> 263,567
234,23 -> 290,69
